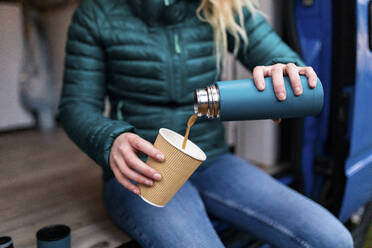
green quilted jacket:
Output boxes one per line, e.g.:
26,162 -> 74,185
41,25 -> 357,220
59,0 -> 304,181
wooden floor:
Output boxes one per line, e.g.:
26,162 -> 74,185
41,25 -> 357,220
0,128 -> 131,247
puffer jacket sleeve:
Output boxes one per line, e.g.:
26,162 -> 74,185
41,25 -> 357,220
229,9 -> 306,70
58,1 -> 135,172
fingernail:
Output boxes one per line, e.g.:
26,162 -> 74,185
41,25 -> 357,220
154,173 -> 162,180
145,180 -> 153,186
157,153 -> 164,161
134,188 -> 140,195
278,93 -> 286,100
295,87 -> 302,94
258,83 -> 264,90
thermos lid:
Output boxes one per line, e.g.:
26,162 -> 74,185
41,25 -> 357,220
0,236 -> 13,248
36,225 -> 70,242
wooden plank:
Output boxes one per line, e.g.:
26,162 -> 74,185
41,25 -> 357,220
0,128 -> 131,248
72,220 -> 131,248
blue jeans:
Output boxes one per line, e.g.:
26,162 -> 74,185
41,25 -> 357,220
103,153 -> 353,248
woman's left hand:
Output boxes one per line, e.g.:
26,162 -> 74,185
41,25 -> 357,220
252,63 -> 318,123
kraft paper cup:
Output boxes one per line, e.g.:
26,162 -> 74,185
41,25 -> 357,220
139,128 -> 207,207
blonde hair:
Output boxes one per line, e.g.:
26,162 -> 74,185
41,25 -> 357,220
196,0 -> 258,72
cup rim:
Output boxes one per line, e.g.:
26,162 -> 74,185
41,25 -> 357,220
140,195 -> 165,208
159,128 -> 207,161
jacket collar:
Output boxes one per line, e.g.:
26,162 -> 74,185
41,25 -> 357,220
129,0 -> 198,26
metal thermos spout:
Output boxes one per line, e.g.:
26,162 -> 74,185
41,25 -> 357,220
194,85 -> 220,118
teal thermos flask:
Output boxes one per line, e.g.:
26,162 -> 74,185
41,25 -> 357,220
194,76 -> 324,120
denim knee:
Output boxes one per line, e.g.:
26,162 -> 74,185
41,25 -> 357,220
336,227 -> 354,248
314,223 -> 354,248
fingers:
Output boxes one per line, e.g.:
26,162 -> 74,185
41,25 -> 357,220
123,150 -> 162,181
253,66 -> 266,91
299,66 -> 317,88
285,63 -> 302,96
129,135 -> 165,162
113,153 -> 154,187
270,64 -> 286,101
109,132 -> 164,196
111,161 -> 140,195
255,63 -> 317,102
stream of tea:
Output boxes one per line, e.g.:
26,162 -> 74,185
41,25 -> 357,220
182,114 -> 198,150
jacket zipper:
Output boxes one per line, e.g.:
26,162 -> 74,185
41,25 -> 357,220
116,100 -> 124,120
165,29 -> 178,101
116,34 -> 182,120
174,34 -> 181,54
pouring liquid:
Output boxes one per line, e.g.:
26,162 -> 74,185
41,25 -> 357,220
182,114 -> 198,150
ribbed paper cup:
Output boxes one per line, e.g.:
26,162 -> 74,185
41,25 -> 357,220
139,128 -> 207,207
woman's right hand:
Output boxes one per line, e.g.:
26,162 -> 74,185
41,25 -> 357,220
109,132 -> 165,195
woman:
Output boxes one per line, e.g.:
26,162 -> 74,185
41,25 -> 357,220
59,0 -> 353,247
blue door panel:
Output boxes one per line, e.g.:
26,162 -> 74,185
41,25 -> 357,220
295,0 -> 333,197
340,149 -> 372,221
339,0 -> 372,221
